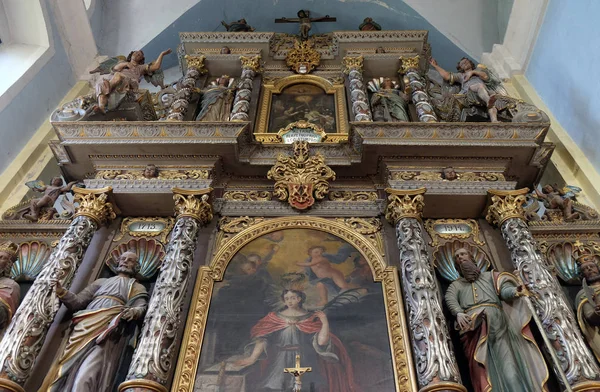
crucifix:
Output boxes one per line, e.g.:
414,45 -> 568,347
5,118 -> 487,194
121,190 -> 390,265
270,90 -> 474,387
275,10 -> 336,41
284,353 -> 312,392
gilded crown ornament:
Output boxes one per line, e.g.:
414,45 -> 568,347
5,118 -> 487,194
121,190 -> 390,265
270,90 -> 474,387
286,39 -> 321,74
485,188 -> 529,226
73,187 -> 118,225
173,188 -> 213,224
384,188 -> 426,224
0,241 -> 18,260
267,141 -> 336,210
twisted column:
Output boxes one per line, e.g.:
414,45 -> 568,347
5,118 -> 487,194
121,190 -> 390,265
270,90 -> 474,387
385,188 -> 465,392
486,189 -> 600,391
342,56 -> 372,122
0,187 -> 117,392
165,56 -> 207,121
230,55 -> 261,121
120,188 -> 213,392
399,55 -> 437,122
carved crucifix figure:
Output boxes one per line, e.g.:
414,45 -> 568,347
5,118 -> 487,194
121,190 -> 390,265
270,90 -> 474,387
275,10 -> 336,41
284,353 -> 312,392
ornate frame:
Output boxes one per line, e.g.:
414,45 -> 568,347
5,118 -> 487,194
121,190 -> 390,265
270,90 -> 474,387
254,75 -> 349,143
173,216 -> 417,392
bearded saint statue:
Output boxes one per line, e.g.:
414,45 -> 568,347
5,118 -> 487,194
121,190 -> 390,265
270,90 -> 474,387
445,247 -> 549,392
46,251 -> 148,392
0,242 -> 20,331
575,250 -> 600,361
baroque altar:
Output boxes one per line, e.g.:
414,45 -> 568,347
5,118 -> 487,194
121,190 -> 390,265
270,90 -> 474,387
0,16 -> 599,392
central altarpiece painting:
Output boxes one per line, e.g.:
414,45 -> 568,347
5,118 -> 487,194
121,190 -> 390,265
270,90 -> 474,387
3,9 -> 600,392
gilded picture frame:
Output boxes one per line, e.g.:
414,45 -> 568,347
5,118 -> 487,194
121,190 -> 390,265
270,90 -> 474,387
254,75 -> 349,144
172,216 -> 417,392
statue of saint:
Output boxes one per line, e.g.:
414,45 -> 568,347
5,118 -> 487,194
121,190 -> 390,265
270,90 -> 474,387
221,18 -> 255,32
575,252 -> 600,361
367,77 -> 410,122
0,242 -> 20,331
94,48 -> 172,113
47,251 -> 148,392
445,248 -> 549,392
358,17 -> 381,31
429,57 -> 502,122
195,76 -> 236,122
24,177 -> 77,222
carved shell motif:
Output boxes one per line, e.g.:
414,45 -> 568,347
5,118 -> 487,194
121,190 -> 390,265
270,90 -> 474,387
433,241 -> 490,282
106,238 -> 165,281
11,241 -> 53,282
547,242 -> 581,285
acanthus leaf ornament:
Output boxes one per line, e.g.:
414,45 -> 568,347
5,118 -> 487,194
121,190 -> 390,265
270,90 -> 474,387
385,188 -> 426,224
342,55 -> 364,74
239,55 -> 263,73
485,188 -> 529,226
73,186 -> 118,225
172,187 -> 213,224
285,39 -> 321,74
267,141 -> 336,210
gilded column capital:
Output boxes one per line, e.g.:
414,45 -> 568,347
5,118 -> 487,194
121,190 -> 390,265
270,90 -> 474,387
240,55 -> 262,73
342,55 -> 364,74
73,186 -> 118,225
172,187 -> 213,224
184,55 -> 208,74
485,188 -> 529,226
385,187 -> 426,224
399,55 -> 420,74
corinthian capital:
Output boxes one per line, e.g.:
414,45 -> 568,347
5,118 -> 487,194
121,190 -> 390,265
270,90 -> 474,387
240,55 -> 262,73
342,55 -> 364,74
399,55 -> 420,74
485,188 -> 529,226
385,188 -> 426,224
73,187 -> 118,225
173,188 -> 213,224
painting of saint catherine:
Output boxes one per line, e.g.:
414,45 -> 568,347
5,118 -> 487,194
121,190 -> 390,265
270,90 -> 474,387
194,229 -> 395,392
268,84 -> 336,133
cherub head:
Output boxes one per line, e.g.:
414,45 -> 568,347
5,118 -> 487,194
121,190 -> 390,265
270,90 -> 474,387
51,177 -> 64,187
454,247 -> 480,282
220,46 -> 231,54
442,167 -> 458,181
456,57 -> 475,72
143,164 -> 158,179
307,246 -> 325,258
542,184 -> 556,194
127,50 -> 145,64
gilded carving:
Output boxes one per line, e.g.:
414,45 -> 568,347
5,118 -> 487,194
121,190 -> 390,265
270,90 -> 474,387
113,217 -> 175,243
222,190 -> 273,201
328,190 -> 378,201
399,55 -> 420,74
385,188 -> 426,224
184,54 -> 208,74
173,217 -> 416,392
334,217 -> 384,253
285,39 -> 321,74
424,219 -> 484,247
390,170 -> 505,182
485,188 -> 528,226
267,141 -> 336,210
96,169 -> 210,180
240,55 -> 263,73
342,55 -> 364,74
173,188 -> 213,224
73,187 -> 118,225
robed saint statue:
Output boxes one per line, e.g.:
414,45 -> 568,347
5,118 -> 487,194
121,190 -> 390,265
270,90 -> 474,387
46,251 -> 148,392
445,247 -> 549,392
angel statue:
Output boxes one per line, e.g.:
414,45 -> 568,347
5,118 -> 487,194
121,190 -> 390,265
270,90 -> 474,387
195,75 -> 236,122
429,57 -> 504,122
367,77 -> 410,122
525,184 -> 599,222
92,48 -> 172,113
3,177 -> 77,221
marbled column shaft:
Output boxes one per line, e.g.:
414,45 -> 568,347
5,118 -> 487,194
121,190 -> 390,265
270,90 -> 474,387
230,56 -> 261,121
343,56 -> 372,122
487,189 -> 600,389
121,188 -> 213,392
400,56 -> 438,123
0,188 -> 116,392
386,188 -> 465,392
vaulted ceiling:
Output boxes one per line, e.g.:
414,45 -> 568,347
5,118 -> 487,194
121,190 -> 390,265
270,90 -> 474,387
91,0 -> 513,70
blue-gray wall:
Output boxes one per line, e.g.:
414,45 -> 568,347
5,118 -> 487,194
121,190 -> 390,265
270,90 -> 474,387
0,0 -> 75,172
140,0 -> 472,70
526,0 -> 600,169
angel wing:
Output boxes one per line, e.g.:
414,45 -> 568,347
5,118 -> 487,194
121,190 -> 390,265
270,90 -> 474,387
144,68 -> 166,88
562,185 -> 582,199
25,180 -> 45,192
89,56 -> 127,75
478,64 -> 507,95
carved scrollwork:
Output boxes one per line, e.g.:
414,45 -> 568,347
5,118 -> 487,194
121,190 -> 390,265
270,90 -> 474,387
222,190 -> 273,201
328,190 -> 377,201
267,141 -> 336,210
96,169 -> 210,180
334,217 -> 384,253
